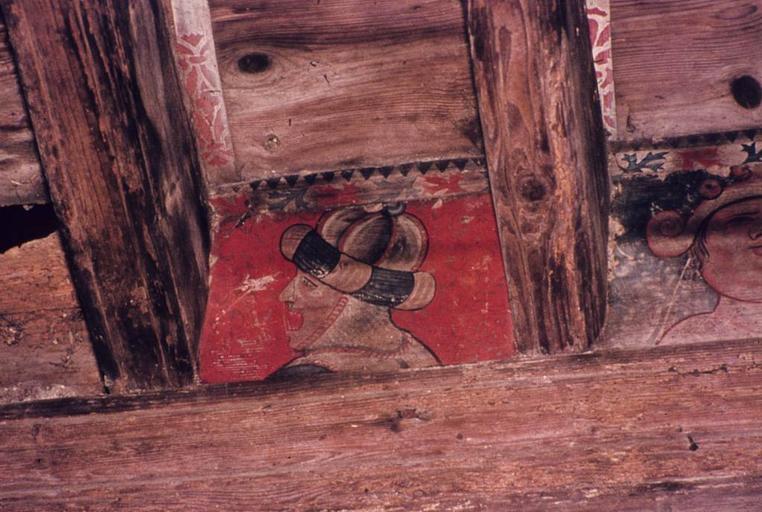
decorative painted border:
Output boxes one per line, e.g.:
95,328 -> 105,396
215,157 -> 490,220
170,0 -> 238,184
586,0 -> 617,139
611,129 -> 762,177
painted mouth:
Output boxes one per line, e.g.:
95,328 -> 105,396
284,303 -> 304,332
750,245 -> 762,256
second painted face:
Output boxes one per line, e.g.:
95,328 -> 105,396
699,196 -> 762,302
278,271 -> 346,350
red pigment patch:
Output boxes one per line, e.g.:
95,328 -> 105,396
199,194 -> 515,383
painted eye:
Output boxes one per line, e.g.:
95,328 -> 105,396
301,277 -> 318,289
723,215 -> 757,229
729,215 -> 755,224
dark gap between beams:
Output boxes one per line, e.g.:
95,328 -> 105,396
0,204 -> 59,253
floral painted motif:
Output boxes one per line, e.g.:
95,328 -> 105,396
175,33 -> 234,170
614,134 -> 762,176
586,0 -> 617,138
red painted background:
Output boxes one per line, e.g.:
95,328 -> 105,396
200,193 -> 515,383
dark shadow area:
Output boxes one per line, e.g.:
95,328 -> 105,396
0,204 -> 58,253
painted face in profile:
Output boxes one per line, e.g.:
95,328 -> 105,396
699,196 -> 762,302
278,271 -> 346,350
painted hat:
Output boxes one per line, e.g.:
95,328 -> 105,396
280,207 -> 436,310
647,164 -> 762,257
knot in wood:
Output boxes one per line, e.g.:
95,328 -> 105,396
519,175 -> 548,203
237,53 -> 271,74
731,75 -> 762,110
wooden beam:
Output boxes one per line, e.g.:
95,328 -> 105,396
1,0 -> 210,390
1,339 -> 761,510
466,0 -> 609,353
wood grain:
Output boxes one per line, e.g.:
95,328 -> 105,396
0,11 -> 44,206
0,233 -> 101,404
612,0 -> 762,142
208,0 -> 482,183
1,338 -> 761,510
467,0 -> 609,353
1,0 -> 210,390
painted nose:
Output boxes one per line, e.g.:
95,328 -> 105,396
279,277 -> 296,303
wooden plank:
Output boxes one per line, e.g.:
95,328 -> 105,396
0,11 -> 44,206
208,0 -> 482,183
1,339 -> 761,510
466,0 -> 609,353
0,233 -> 101,404
1,0 -> 210,390
612,0 -> 762,142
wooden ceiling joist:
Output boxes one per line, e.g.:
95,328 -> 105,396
1,0 -> 210,390
466,0 -> 609,353
1,338 -> 761,510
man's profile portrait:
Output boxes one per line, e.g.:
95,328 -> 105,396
272,205 -> 440,377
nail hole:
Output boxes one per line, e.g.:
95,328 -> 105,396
237,53 -> 271,74
730,75 -> 762,109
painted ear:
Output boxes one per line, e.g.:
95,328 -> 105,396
646,210 -> 694,258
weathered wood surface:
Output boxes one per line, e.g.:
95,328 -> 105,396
1,0 -> 210,390
1,338 -> 761,510
209,0 -> 482,183
0,233 -> 101,404
612,0 -> 762,142
0,12 -> 44,206
467,0 -> 609,353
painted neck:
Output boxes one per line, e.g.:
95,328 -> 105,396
308,299 -> 408,352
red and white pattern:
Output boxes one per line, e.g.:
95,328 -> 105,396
586,0 -> 617,139
170,0 -> 237,183
175,33 -> 234,170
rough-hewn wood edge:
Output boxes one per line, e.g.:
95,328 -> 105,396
2,336 -> 758,421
